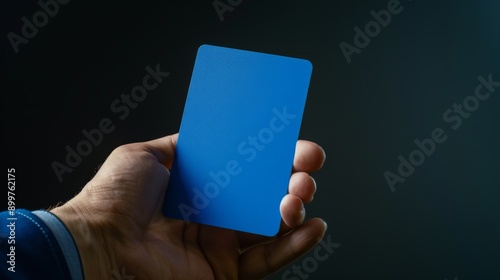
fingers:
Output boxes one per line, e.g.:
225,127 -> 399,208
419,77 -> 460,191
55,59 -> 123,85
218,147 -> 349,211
143,133 -> 178,169
238,172 -> 317,250
284,141 -> 323,228
238,142 -> 322,250
239,218 -> 327,280
288,172 -> 316,203
293,140 -> 326,173
280,194 -> 305,228
280,172 -> 317,228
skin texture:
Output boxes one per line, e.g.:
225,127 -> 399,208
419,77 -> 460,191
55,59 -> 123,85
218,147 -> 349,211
51,133 -> 327,279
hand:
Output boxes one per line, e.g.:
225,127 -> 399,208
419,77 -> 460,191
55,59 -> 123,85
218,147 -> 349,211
51,133 -> 327,279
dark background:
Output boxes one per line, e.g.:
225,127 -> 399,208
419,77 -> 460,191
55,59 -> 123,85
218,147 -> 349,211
3,0 -> 499,279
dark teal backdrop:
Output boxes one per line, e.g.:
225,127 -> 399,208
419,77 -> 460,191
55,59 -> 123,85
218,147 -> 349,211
4,0 -> 499,279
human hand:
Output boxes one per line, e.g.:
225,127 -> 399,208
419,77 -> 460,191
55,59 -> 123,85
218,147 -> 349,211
51,133 -> 327,279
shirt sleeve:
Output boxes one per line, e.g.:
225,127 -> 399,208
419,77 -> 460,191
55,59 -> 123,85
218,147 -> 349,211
1,209 -> 84,280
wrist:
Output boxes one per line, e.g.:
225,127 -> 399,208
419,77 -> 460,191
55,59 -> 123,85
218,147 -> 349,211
51,202 -> 116,279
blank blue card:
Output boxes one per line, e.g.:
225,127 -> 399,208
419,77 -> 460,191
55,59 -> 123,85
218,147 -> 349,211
163,44 -> 312,236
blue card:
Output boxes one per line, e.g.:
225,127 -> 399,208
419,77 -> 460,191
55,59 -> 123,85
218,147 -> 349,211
163,44 -> 312,236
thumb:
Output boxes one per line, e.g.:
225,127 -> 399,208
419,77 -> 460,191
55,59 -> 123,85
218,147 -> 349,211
143,133 -> 179,169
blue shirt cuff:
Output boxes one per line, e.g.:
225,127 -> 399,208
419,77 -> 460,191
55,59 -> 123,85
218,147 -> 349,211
33,210 -> 84,280
0,209 -> 84,280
